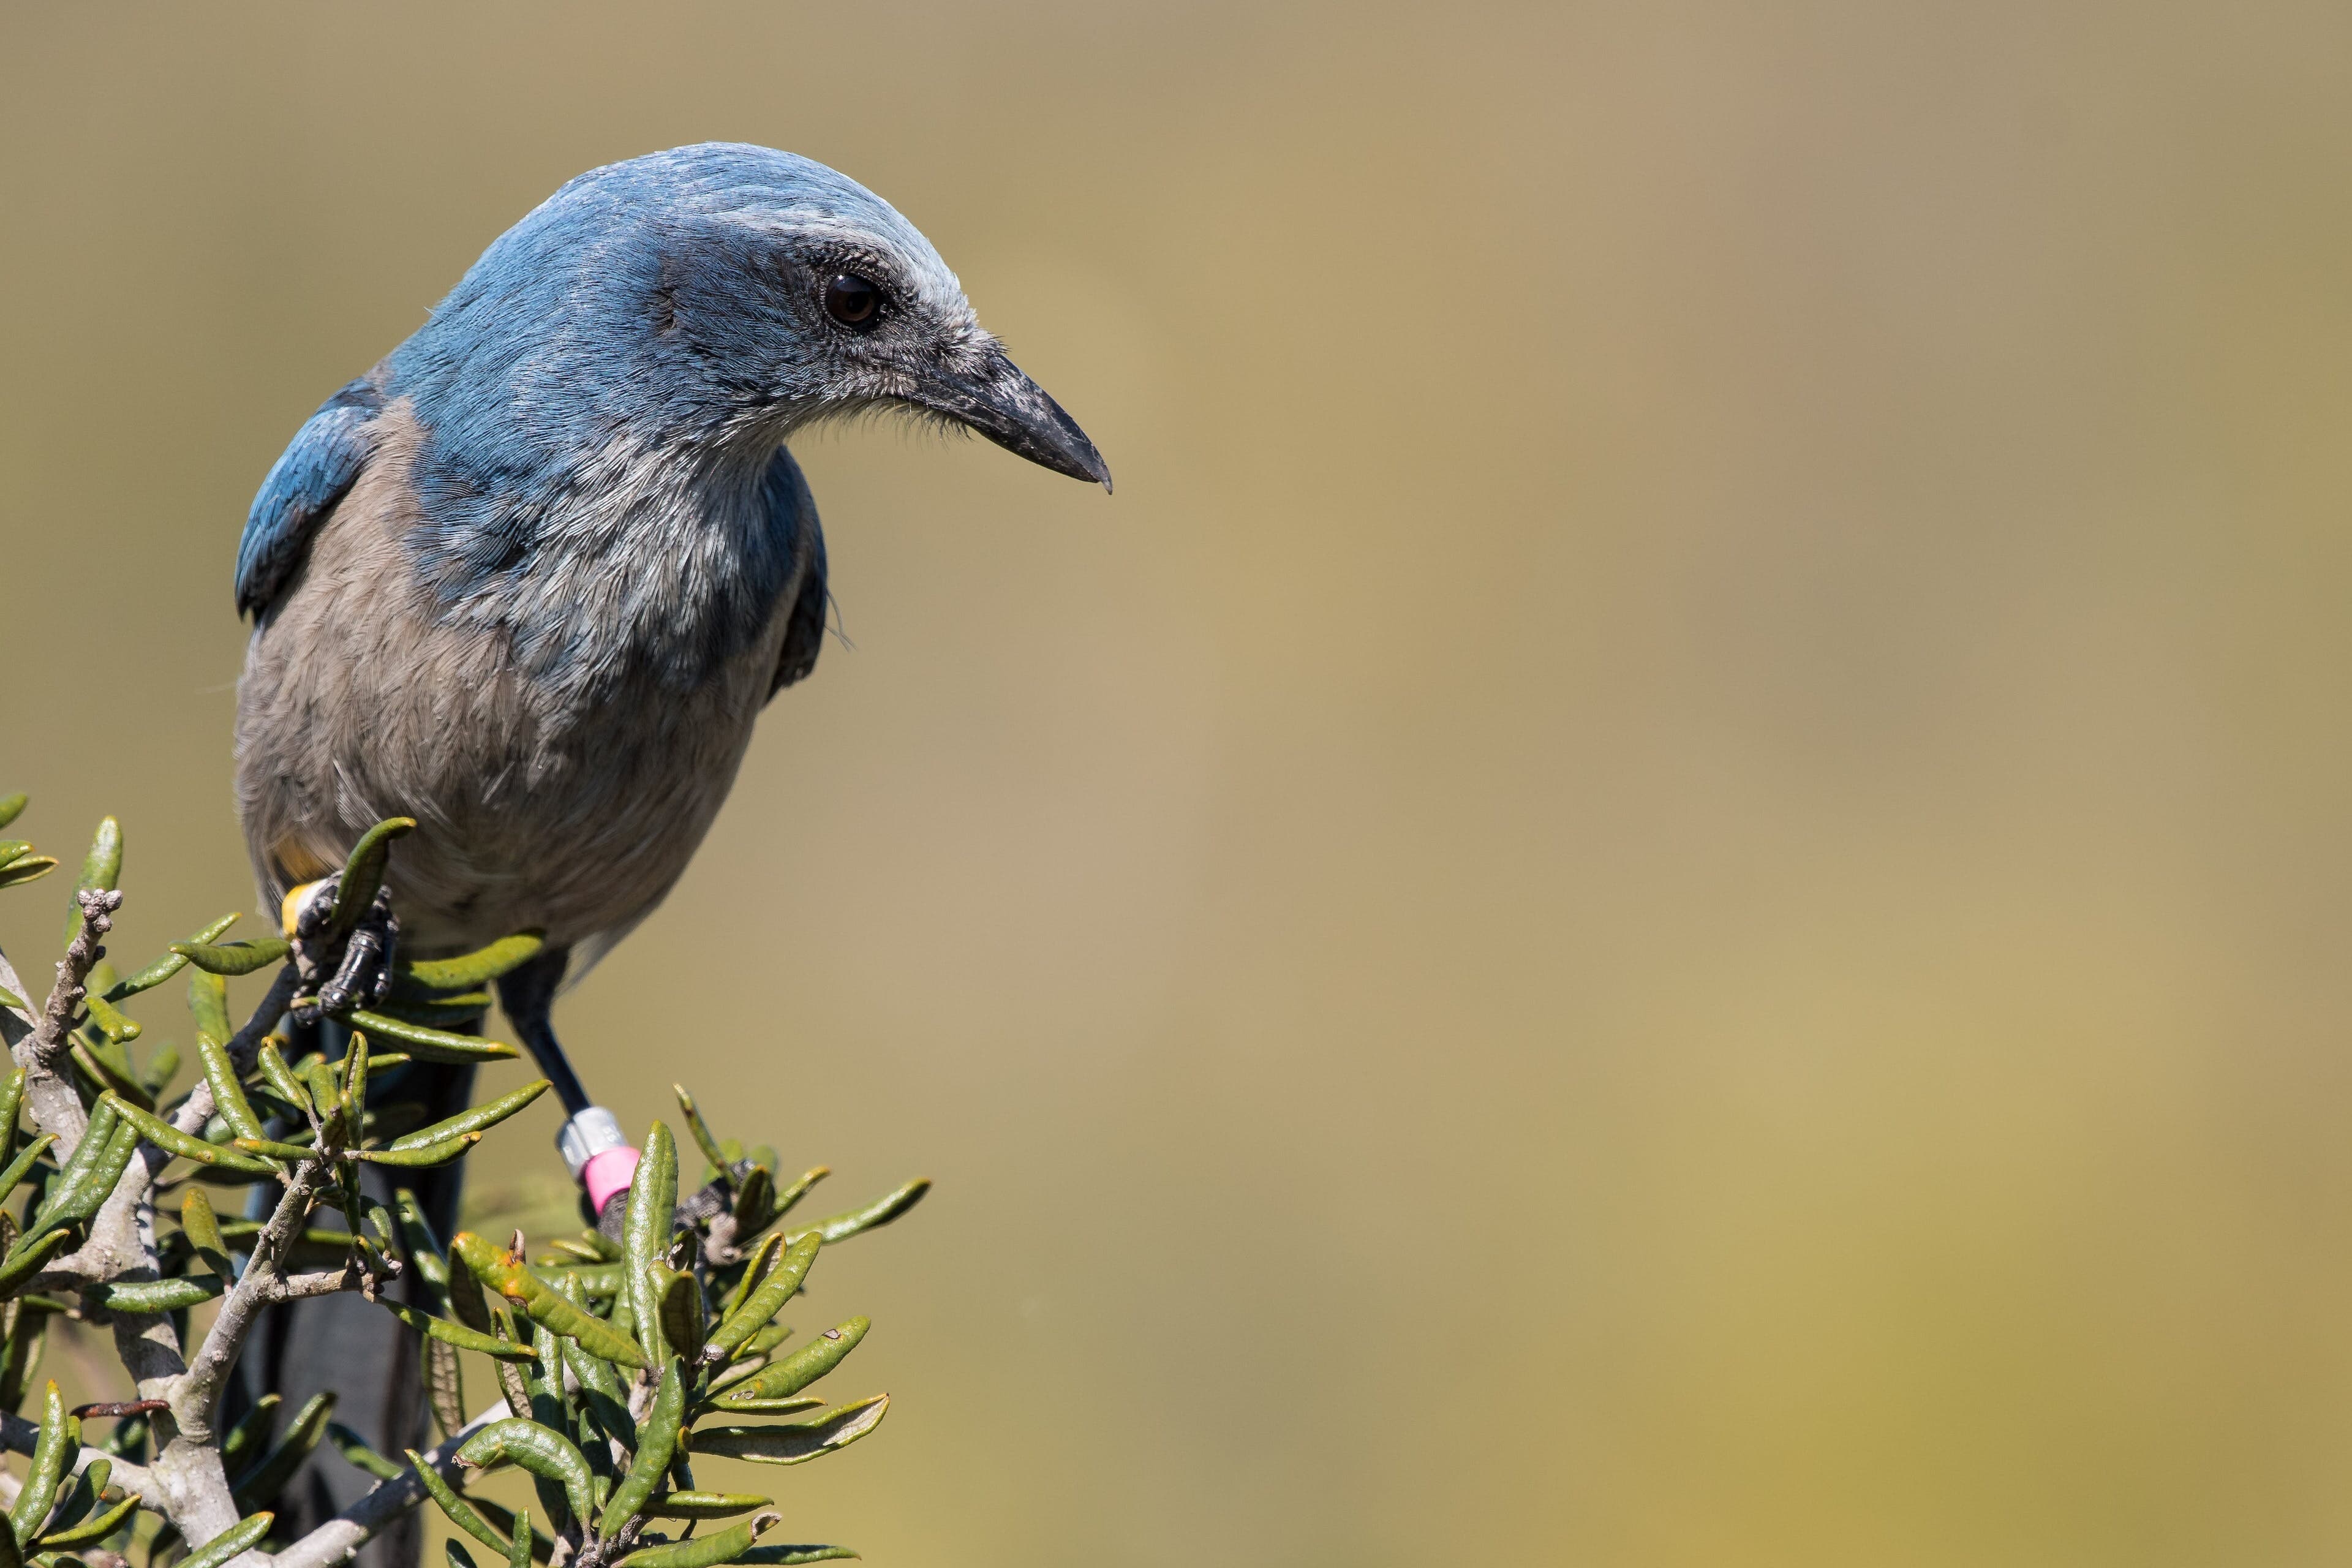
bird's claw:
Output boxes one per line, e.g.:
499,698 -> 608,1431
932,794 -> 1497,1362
284,875 -> 401,1027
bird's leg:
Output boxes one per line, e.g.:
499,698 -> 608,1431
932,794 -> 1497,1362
283,878 -> 400,1027
496,949 -> 640,1240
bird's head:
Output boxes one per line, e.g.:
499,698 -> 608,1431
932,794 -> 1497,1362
413,143 -> 1109,491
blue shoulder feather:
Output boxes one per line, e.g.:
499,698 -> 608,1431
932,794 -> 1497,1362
235,378 -> 385,617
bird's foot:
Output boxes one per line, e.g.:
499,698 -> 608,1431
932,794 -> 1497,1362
281,875 -> 401,1027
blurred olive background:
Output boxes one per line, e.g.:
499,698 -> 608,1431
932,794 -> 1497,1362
6,2 -> 2352,1562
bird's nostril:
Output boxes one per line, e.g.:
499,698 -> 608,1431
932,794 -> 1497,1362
824,273 -> 881,330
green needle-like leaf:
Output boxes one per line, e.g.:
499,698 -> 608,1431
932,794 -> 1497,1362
104,914 -> 238,1002
326,1422 -> 405,1481
790,1180 -> 930,1248
339,1011 -> 518,1063
616,1512 -> 782,1568
692,1395 -> 890,1466
170,938 -> 290,978
232,1390 -> 335,1510
374,1298 -> 538,1362
178,1512 -> 274,1568
0,858 -> 58,892
387,1080 -> 549,1150
396,933 -> 546,991
330,818 -> 415,938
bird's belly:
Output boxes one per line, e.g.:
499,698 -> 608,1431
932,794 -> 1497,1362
233,458 -> 794,957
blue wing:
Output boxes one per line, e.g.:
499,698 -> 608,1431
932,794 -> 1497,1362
764,446 -> 831,696
234,378 -> 385,617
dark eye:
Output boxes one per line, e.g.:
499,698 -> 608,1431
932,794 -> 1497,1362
823,273 -> 881,331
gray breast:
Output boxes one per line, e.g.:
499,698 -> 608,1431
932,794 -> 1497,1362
234,401 -> 808,957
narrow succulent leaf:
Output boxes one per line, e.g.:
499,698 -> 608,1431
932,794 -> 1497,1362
526,1317 -> 570,1436
448,1541 -> 480,1568
450,1234 -> 649,1368
170,939 -> 290,978
692,1396 -> 890,1466
41,1455 -> 108,1537
790,1180 -> 930,1248
179,1188 -> 231,1275
342,1031 -> 370,1118
326,1422 -> 405,1481
731,1166 -> 774,1235
0,858 -> 58,892
78,994 -> 139,1046
102,915 -> 238,1004
707,1234 -> 820,1362
705,1397 -> 825,1415
219,1395 -> 279,1480
27,1098 -> 118,1237
626,1123 -> 679,1365
455,1419 -> 596,1529
396,934 -> 546,991
599,1358 -> 684,1530
653,1265 -> 704,1366
559,1336 -> 637,1450
176,1512 -> 273,1568
673,1087 -> 730,1176
408,1452 -> 510,1553
468,1499 -> 554,1566
712,1320 -> 870,1409
36,1488 -> 139,1550
137,1038 -> 181,1098
0,1232 -> 72,1300
12,1381 -> 67,1545
330,818 -> 415,938
0,1138 -> 55,1205
351,1133 -> 482,1167
423,1335 -> 465,1439
616,1511 -> 780,1568
256,1042 -> 310,1114
67,1042 -> 152,1114
375,998 -> 498,1031
194,1033 -> 265,1144
340,1011 -> 518,1063
646,1493 -> 773,1521
303,1058 -> 342,1133
0,986 -> 18,1015
59,819 -> 121,946
388,1080 -> 549,1150
29,1110 -> 136,1241
232,1390 -> 335,1510
720,1234 -> 785,1323
393,1189 -> 451,1295
86,1276 -> 225,1314
374,1298 -> 539,1362
185,971 -> 233,1047
732,1549 -> 859,1566
0,796 -> 24,832
505,1506 -> 531,1568
0,1067 -> 31,1165
230,1137 -> 315,1163
532,1262 -> 623,1299
445,1243 -> 496,1334
102,1093 -> 275,1174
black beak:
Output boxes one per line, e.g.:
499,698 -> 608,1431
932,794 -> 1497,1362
907,348 -> 1113,493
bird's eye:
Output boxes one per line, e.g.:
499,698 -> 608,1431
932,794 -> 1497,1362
824,273 -> 882,331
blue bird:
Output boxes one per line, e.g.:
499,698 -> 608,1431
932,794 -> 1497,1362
224,144 -> 1106,1561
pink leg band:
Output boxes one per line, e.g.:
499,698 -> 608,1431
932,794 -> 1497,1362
583,1145 -> 641,1215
